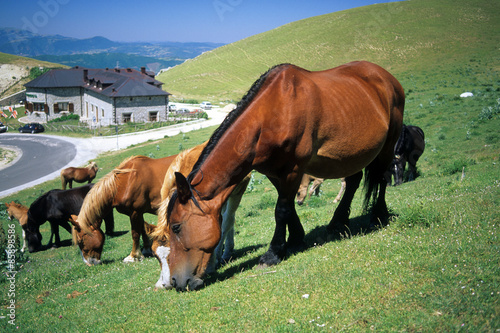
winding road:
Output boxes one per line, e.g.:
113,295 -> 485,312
0,134 -> 77,196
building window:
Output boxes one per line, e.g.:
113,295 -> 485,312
102,108 -> 104,117
122,113 -> 132,123
33,103 -> 45,112
149,111 -> 158,122
57,102 -> 69,113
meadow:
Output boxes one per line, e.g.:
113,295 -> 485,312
0,0 -> 499,331
0,59 -> 498,332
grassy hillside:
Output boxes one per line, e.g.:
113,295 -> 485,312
0,52 -> 67,98
0,0 -> 498,331
157,0 -> 499,101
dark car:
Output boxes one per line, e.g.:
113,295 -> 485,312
0,122 -> 7,133
18,123 -> 45,133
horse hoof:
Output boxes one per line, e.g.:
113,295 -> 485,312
123,255 -> 143,263
259,251 -> 282,267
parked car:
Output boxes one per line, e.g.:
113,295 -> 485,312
200,101 -> 212,110
0,122 -> 7,133
168,104 -> 177,112
18,123 -> 45,133
176,108 -> 191,114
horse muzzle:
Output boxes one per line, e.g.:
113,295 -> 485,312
171,274 -> 204,292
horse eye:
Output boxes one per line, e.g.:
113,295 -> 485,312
171,224 -> 181,235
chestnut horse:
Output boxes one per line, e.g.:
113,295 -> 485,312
70,155 -> 175,264
161,61 -> 405,291
61,161 -> 99,189
150,143 -> 250,289
70,143 -> 250,280
5,202 -> 29,252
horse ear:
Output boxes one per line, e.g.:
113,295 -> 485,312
69,215 -> 81,232
174,172 -> 192,204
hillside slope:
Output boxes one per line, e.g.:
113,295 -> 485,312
157,0 -> 499,101
0,52 -> 67,98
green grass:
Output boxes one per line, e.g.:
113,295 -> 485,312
0,0 -> 499,331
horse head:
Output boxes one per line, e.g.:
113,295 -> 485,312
166,172 -> 222,291
391,154 -> 406,186
25,210 -> 43,253
145,222 -> 172,290
69,215 -> 104,266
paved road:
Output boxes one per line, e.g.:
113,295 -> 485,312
0,134 -> 76,194
0,108 -> 228,198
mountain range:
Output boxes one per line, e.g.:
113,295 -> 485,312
0,28 -> 224,72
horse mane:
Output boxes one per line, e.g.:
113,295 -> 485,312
152,146 -> 204,240
187,64 -> 291,184
78,157 -> 137,234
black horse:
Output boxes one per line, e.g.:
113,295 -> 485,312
25,184 -> 114,253
390,125 -> 425,186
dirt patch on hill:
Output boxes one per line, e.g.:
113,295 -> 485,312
0,64 -> 29,96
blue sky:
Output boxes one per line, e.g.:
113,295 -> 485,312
1,0 -> 402,43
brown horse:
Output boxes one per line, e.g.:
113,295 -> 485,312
70,155 -> 175,264
150,142 -> 250,288
61,161 -> 99,189
5,202 -> 29,252
161,61 -> 405,291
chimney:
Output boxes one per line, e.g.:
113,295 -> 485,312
114,68 -> 120,73
83,69 -> 88,83
141,67 -> 146,74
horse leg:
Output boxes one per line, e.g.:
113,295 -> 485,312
333,178 -> 346,203
49,221 -> 61,248
370,179 -> 390,229
68,180 -> 73,189
21,229 -> 27,252
103,210 -> 115,236
327,171 -> 363,235
140,214 -> 153,258
260,177 -> 305,266
123,212 -> 144,262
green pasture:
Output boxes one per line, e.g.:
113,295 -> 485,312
0,0 -> 499,331
0,59 -> 498,332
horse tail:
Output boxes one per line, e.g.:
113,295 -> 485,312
362,161 -> 385,213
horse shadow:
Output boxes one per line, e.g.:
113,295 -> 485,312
204,213 -> 394,288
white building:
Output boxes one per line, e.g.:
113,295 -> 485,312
24,66 -> 170,125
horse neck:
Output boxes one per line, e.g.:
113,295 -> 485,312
79,173 -> 117,231
191,118 -> 259,202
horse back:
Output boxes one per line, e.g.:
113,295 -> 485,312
253,61 -> 404,178
114,155 -> 176,212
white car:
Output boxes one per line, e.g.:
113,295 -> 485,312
200,101 -> 212,110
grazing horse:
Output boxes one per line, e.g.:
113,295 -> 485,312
70,144 -> 249,278
159,61 -> 404,291
5,202 -> 29,252
296,176 -> 346,205
25,184 -> 114,253
61,161 -> 99,189
390,125 -> 425,185
150,143 -> 250,289
69,155 -> 175,264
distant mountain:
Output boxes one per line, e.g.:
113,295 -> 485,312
0,28 -> 224,71
32,53 -> 183,74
